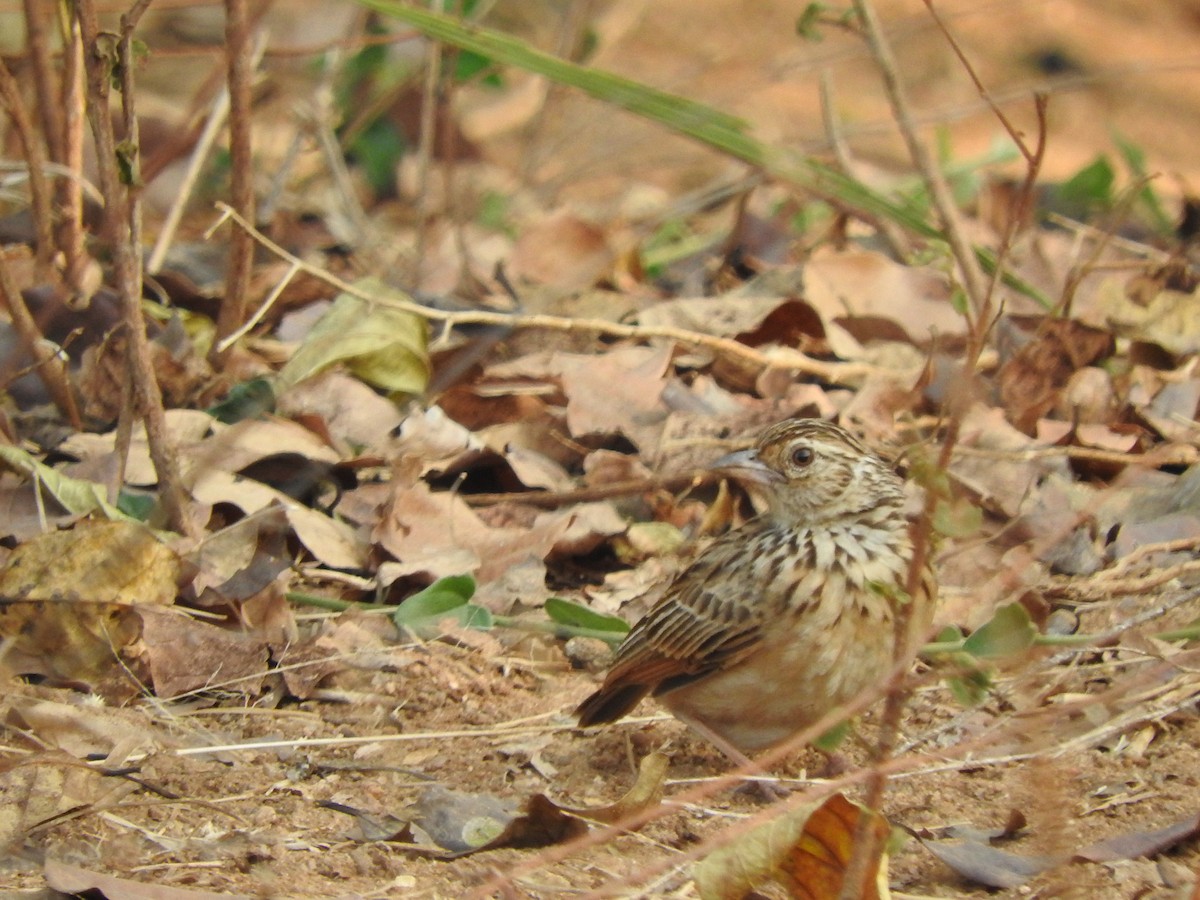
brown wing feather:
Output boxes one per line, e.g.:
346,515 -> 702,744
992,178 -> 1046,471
575,524 -> 773,727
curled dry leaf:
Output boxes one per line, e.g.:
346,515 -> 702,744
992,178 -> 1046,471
693,792 -> 890,900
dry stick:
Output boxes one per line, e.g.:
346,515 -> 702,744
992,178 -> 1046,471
410,2 -> 446,287
840,1 -> 1047,894
21,0 -> 64,164
146,85 -> 232,276
0,255 -> 81,428
819,68 -> 910,262
462,471 -> 711,508
146,36 -> 268,278
58,11 -> 92,304
74,0 -> 195,538
853,0 -> 987,317
212,203 -> 878,385
0,59 -> 56,280
210,0 -> 257,367
26,0 -> 90,302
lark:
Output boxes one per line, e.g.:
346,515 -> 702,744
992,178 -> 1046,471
576,419 -> 936,765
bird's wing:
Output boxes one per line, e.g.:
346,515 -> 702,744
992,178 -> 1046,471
576,530 -> 774,726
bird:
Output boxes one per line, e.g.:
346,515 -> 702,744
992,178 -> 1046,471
575,418 -> 936,767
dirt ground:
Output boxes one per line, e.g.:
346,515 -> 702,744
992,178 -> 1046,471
6,582 -> 1200,899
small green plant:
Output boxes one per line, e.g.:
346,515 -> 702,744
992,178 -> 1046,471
384,574 -> 631,644
1048,134 -> 1173,235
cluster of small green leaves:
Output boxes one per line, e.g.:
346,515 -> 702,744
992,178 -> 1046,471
392,574 -> 630,645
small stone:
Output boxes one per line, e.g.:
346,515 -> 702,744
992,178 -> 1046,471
564,636 -> 613,672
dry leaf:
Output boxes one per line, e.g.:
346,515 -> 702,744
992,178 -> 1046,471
693,792 -> 891,900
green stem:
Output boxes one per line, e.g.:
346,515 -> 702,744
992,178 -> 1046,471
923,623 -> 1200,657
286,591 -> 627,646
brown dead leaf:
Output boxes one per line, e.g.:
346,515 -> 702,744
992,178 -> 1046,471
58,409 -> 216,487
1075,811 -> 1200,863
919,836 -> 1055,890
0,520 -> 183,605
333,784 -> 588,858
45,859 -> 252,900
276,370 -> 403,453
187,507 -> 292,605
557,751 -> 668,825
803,247 -> 961,342
138,606 -> 269,698
6,690 -> 167,758
693,792 -> 891,900
376,474 -> 571,588
191,470 -> 366,569
0,522 -> 185,686
997,317 -> 1115,433
559,343 -> 673,449
509,210 -> 614,289
1095,276 -> 1200,354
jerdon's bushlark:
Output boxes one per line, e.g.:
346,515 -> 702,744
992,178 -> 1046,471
575,418 -> 936,765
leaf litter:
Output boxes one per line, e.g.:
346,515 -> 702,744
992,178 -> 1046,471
4,2 -> 1200,898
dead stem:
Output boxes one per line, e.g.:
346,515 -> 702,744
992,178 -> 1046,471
0,59 -> 55,279
211,0 -> 258,366
0,254 -> 81,426
74,0 -> 195,537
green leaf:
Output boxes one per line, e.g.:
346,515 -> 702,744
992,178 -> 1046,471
932,496 -> 983,538
928,626 -> 992,706
276,277 -> 430,396
544,597 -> 630,634
116,491 -> 157,521
962,602 -> 1037,659
0,445 -> 133,523
393,574 -> 492,637
1055,155 -> 1115,211
795,3 -> 828,41
115,139 -> 140,187
207,377 -> 275,424
347,117 -> 407,197
813,719 -> 851,752
1112,129 -> 1173,235
946,668 -> 992,707
454,49 -> 502,86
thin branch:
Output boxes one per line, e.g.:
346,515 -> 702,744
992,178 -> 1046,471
58,12 -> 92,303
74,0 -> 195,537
0,255 -> 81,428
210,0 -> 258,365
851,0 -> 988,315
21,0 -> 64,163
0,58 -> 56,279
145,79 -> 231,276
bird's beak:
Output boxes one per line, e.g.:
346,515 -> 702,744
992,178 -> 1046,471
709,448 -> 785,485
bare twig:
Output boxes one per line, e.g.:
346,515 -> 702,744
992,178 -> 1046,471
74,0 -> 195,537
146,82 -> 231,276
0,58 -> 55,279
0,255 -> 81,427
210,0 -> 258,366
21,0 -> 64,164
410,0 -> 447,286
851,0 -> 988,315
58,11 -> 92,303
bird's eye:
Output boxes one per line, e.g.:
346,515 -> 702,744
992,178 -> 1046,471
790,445 -> 814,467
